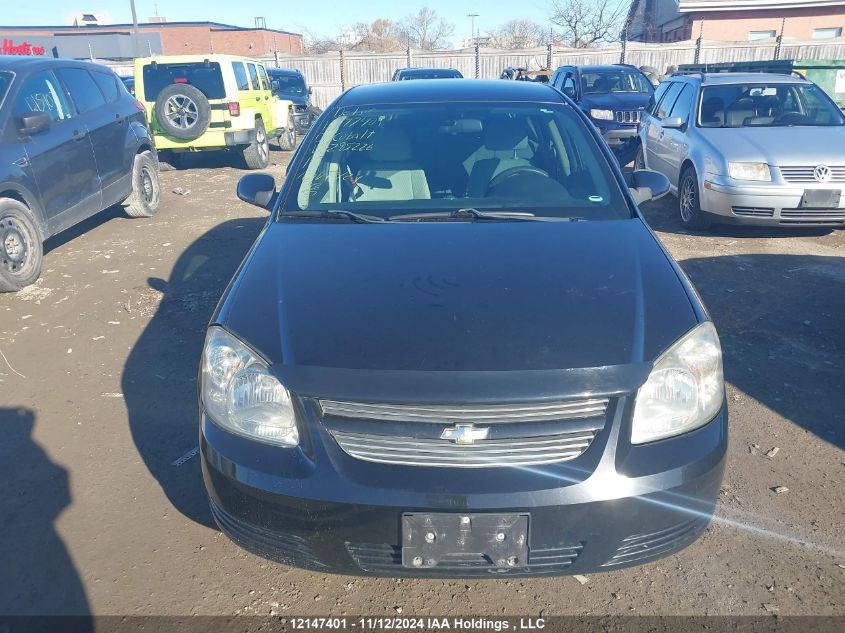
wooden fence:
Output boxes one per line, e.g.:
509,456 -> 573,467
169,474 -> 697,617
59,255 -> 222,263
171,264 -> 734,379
264,39 -> 845,109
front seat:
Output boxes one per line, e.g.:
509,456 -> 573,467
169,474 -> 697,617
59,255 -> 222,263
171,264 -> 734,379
354,128 -> 430,201
466,117 -> 534,197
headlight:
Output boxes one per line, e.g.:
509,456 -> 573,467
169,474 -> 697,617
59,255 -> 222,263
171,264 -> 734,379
631,322 -> 724,444
201,326 -> 298,447
728,162 -> 771,182
589,109 -> 614,121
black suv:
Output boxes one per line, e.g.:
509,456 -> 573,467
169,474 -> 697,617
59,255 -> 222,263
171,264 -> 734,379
550,64 -> 654,166
267,67 -> 318,135
0,57 -> 160,292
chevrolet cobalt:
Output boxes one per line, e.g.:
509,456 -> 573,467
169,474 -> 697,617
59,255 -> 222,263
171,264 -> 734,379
200,80 -> 727,577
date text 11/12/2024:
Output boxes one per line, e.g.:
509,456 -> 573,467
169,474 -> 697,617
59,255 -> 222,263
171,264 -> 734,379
290,617 -> 547,630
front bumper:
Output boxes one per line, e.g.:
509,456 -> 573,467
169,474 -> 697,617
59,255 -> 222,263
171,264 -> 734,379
593,122 -> 639,165
201,396 -> 727,577
701,177 -> 845,226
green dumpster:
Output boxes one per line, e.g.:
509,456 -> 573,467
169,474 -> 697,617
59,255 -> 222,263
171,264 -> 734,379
678,59 -> 845,109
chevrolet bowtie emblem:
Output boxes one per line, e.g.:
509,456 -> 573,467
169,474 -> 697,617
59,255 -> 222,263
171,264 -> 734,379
440,423 -> 489,445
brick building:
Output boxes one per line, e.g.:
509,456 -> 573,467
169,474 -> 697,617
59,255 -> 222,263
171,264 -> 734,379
627,0 -> 845,42
0,21 -> 302,60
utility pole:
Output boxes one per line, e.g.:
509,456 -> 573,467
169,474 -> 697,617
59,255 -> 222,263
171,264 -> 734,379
129,0 -> 141,58
467,14 -> 479,48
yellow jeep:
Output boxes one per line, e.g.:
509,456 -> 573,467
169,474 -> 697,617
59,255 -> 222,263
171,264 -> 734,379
133,54 -> 295,169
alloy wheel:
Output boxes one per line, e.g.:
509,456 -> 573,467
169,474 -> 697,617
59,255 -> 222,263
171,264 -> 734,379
164,95 -> 199,129
679,177 -> 696,223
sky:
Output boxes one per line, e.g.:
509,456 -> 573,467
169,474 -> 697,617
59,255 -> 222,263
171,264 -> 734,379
1,0 -> 562,42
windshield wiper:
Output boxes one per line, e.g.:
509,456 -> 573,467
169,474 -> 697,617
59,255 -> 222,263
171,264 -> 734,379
390,208 -> 538,222
283,210 -> 384,223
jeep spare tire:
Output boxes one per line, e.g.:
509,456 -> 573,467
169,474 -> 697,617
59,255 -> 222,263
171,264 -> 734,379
154,83 -> 211,140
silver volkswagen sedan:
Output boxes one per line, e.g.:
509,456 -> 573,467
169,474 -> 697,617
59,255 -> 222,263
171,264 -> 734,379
637,72 -> 845,229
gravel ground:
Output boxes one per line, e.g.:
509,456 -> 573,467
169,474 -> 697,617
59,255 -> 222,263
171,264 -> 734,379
1,145 -> 844,618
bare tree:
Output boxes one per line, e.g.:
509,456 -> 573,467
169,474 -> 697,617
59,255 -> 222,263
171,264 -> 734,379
488,19 -> 549,49
301,28 -> 341,54
350,19 -> 406,52
400,7 -> 455,50
550,0 -> 627,48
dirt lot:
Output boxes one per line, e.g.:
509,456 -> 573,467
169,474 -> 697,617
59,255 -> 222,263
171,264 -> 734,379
1,145 -> 844,618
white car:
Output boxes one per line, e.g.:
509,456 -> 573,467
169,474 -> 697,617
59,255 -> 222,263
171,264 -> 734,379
636,72 -> 845,229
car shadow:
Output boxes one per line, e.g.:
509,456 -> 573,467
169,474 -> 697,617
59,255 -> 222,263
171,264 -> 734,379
680,254 -> 845,450
0,407 -> 91,620
121,217 -> 266,528
639,197 -> 834,238
43,205 -> 129,255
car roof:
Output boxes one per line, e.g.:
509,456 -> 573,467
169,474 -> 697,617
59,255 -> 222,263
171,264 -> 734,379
675,72 -> 812,85
339,79 -> 564,106
556,64 -> 640,73
0,55 -> 114,73
396,67 -> 459,73
135,54 -> 263,65
268,67 -> 301,75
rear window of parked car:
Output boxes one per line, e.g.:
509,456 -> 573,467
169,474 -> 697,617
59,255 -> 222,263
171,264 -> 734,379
91,70 -> 120,102
142,62 -> 226,101
56,67 -> 106,113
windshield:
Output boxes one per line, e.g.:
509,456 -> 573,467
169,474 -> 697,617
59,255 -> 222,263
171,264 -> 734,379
271,73 -> 307,96
141,62 -> 225,101
581,70 -> 652,94
400,69 -> 462,80
282,102 -> 629,221
0,72 -> 11,102
699,83 -> 845,128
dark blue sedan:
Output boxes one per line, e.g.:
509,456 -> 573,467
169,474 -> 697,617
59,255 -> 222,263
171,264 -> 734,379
199,79 -> 726,577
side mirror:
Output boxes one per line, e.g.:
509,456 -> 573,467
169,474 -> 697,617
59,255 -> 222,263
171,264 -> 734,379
628,169 -> 670,205
308,86 -> 313,95
19,111 -> 51,136
237,173 -> 277,210
662,116 -> 684,129
563,86 -> 576,99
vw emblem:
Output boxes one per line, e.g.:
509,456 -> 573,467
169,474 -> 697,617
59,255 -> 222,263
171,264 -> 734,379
440,423 -> 489,445
813,164 -> 832,183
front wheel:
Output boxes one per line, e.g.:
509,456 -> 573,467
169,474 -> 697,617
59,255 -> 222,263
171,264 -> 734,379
242,119 -> 270,169
634,145 -> 646,170
124,151 -> 161,218
278,124 -> 296,151
678,167 -> 712,231
0,199 -> 43,292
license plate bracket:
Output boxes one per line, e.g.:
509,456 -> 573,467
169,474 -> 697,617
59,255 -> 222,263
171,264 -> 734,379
401,513 -> 528,569
800,189 -> 841,209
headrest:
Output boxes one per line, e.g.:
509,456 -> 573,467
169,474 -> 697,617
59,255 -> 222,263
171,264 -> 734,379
369,127 -> 412,162
484,117 -> 529,151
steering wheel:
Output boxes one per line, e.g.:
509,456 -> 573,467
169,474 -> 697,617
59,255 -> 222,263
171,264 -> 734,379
486,166 -> 549,193
772,112 -> 807,126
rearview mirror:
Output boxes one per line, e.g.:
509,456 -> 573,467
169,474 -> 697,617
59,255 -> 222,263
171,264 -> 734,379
662,116 -> 684,129
237,173 -> 277,210
19,111 -> 51,136
628,169 -> 670,205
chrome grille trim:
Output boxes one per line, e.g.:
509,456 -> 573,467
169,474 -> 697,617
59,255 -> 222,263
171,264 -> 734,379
779,166 -> 845,183
331,429 -> 599,467
319,398 -> 609,423
615,110 -> 642,124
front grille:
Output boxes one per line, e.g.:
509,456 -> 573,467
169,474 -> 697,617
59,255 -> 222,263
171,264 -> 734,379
615,110 -> 642,124
779,165 -> 845,183
331,426 -> 600,467
601,519 -> 706,568
346,541 -> 583,576
319,398 -> 608,423
732,206 -> 774,218
780,208 -> 845,221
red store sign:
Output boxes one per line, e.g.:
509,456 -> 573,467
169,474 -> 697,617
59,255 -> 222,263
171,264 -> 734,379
2,39 -> 47,55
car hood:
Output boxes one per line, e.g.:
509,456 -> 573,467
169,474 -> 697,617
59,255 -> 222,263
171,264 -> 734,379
700,126 -> 845,165
580,92 -> 651,112
275,93 -> 308,106
219,219 -> 698,392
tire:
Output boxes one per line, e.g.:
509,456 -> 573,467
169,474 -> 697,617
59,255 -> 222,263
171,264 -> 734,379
154,83 -> 211,141
124,151 -> 161,218
0,199 -> 43,292
242,119 -> 270,169
634,144 -> 646,170
277,122 -> 296,151
678,166 -> 712,231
